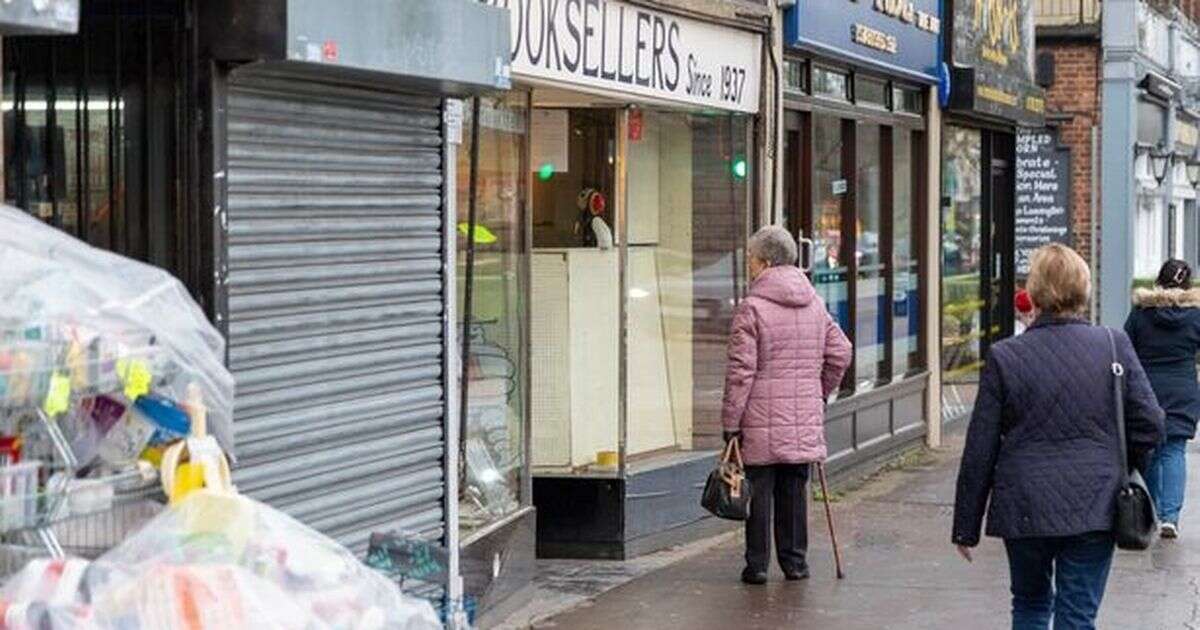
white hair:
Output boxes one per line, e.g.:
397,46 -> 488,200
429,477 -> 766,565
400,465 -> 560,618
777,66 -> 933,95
748,225 -> 798,267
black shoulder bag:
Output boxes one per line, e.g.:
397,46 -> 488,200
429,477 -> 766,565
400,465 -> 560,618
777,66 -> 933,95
1107,328 -> 1158,550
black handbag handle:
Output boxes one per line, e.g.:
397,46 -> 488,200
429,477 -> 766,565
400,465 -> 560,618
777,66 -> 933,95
722,437 -> 745,469
1106,328 -> 1131,486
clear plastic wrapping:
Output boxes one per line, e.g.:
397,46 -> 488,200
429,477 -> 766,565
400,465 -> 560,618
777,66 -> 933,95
0,491 -> 442,629
0,205 -> 235,456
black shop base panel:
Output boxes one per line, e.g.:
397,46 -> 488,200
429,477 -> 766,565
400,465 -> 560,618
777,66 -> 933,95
533,376 -> 931,559
533,451 -> 737,560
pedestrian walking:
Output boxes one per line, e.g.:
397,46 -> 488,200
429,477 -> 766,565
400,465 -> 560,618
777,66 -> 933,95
1124,259 -> 1200,539
721,226 -> 852,585
952,244 -> 1165,630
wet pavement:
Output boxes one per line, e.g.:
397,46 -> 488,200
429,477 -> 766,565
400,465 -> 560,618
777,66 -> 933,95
529,433 -> 1200,630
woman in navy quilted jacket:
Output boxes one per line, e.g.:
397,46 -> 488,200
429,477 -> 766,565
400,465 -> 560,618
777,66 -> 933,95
1124,259 -> 1200,539
952,244 -> 1165,630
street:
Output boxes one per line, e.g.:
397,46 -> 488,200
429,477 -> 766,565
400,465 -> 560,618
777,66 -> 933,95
530,432 -> 1200,629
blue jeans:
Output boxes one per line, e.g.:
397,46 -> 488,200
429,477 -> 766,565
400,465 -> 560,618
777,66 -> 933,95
1004,532 -> 1115,630
1146,437 -> 1189,525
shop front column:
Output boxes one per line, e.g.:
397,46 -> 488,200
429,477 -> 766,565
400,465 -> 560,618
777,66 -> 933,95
1099,0 -> 1141,327
925,94 -> 942,448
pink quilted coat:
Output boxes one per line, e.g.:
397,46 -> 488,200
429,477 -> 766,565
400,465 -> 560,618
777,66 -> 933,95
721,265 -> 852,465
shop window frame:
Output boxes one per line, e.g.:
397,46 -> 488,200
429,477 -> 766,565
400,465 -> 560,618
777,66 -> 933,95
457,91 -> 536,541
783,63 -> 930,396
812,64 -> 852,103
854,74 -> 891,111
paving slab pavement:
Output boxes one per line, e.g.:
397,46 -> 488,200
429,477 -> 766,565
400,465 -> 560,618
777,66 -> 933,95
530,433 -> 1200,630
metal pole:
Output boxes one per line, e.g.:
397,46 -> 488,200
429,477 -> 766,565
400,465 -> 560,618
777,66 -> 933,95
442,99 -> 466,630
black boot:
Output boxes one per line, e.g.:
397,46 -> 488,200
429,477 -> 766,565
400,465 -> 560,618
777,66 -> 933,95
741,567 -> 768,585
783,564 -> 810,581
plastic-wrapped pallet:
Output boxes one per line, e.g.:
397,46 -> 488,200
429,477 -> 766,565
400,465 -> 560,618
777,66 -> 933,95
0,491 -> 442,629
0,205 -> 235,456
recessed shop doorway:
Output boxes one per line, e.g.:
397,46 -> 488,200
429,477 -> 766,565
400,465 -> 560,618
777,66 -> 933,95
940,126 -> 1015,422
526,88 -> 755,558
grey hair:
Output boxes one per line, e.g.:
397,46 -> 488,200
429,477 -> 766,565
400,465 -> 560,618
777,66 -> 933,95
747,225 -> 798,267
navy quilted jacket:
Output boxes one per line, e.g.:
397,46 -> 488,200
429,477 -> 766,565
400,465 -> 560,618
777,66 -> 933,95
952,317 -> 1165,546
1124,287 -> 1200,439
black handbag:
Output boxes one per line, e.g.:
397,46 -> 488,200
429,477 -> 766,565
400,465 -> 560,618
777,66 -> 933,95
701,438 -> 753,521
1107,328 -> 1158,551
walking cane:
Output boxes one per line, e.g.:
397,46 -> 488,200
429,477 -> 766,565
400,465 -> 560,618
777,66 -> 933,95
816,462 -> 845,579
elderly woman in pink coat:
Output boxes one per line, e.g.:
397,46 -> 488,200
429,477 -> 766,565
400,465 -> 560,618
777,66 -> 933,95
722,225 -> 853,585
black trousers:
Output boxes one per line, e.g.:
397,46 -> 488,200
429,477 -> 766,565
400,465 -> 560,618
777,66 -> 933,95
744,463 -> 810,574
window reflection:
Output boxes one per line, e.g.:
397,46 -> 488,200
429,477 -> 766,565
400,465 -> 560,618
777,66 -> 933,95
855,123 -> 884,389
812,114 -> 849,343
941,126 -> 984,419
457,94 -> 529,536
625,111 -> 751,453
893,129 -> 918,378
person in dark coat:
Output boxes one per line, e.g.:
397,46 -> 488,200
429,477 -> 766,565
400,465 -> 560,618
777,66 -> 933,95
1124,259 -> 1200,538
952,244 -> 1165,630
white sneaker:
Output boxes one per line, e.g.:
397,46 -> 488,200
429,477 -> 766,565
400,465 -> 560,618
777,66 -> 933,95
1161,523 -> 1180,539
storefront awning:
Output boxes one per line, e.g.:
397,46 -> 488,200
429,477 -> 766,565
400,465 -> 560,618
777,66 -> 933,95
0,0 -> 77,35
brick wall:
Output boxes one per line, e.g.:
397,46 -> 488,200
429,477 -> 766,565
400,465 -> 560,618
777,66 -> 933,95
1041,40 -> 1102,267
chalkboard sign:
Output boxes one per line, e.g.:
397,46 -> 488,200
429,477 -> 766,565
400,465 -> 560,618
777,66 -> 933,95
1015,129 -> 1073,277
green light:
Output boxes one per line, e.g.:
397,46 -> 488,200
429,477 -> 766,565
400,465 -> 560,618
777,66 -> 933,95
538,163 -> 556,181
732,157 -> 748,180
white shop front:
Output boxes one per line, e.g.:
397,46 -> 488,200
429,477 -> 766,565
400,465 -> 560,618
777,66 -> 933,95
465,0 -> 764,562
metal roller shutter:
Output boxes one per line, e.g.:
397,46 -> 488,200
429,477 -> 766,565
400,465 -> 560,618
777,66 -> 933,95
222,69 -> 447,552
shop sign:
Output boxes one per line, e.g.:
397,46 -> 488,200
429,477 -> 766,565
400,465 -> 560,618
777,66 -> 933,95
1015,129 -> 1072,277
784,0 -> 941,83
483,0 -> 762,114
947,0 -> 1044,125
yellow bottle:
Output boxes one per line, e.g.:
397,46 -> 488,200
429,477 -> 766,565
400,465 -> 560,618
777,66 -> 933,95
169,461 -> 205,505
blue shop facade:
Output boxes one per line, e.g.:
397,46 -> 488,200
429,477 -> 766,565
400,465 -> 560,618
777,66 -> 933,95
780,0 -> 941,466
